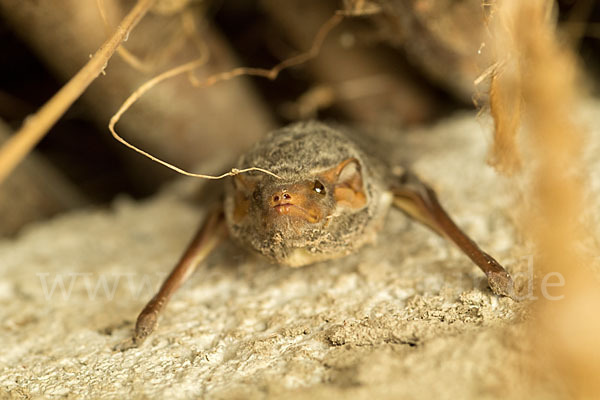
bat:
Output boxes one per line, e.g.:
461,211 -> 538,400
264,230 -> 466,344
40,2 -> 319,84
124,121 -> 515,348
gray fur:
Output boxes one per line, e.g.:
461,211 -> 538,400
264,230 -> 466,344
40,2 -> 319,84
224,121 -> 392,267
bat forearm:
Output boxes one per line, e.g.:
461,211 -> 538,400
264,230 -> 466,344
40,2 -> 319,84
131,207 -> 227,346
391,171 -> 515,299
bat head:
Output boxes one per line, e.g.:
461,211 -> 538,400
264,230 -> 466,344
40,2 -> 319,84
224,121 -> 388,266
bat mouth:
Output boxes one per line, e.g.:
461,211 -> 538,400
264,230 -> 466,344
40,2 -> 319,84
272,203 -> 320,223
273,203 -> 294,213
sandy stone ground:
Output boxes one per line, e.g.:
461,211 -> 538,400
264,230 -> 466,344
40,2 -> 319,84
3,105 -> 599,399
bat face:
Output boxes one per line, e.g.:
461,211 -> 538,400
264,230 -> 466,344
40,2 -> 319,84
248,176 -> 334,228
231,173 -> 337,242
223,121 -> 390,267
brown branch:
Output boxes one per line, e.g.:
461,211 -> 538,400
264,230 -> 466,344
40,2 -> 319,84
0,0 -> 156,186
96,0 -> 152,72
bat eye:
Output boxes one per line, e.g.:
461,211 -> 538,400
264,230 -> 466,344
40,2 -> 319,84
313,180 -> 326,195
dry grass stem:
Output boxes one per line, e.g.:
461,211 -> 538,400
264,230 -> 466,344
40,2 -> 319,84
487,70 -> 522,175
490,0 -> 600,396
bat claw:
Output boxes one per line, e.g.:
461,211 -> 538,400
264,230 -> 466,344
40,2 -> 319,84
113,337 -> 137,352
111,312 -> 158,351
486,270 -> 518,300
132,311 -> 158,346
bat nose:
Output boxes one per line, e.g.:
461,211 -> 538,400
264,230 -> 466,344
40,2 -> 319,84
270,190 -> 293,206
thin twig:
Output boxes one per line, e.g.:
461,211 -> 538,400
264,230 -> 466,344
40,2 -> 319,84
108,13 -> 344,181
0,0 -> 156,186
108,56 -> 282,180
194,14 -> 343,88
96,0 -> 152,72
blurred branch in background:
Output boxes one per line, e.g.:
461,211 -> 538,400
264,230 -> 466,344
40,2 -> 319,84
0,120 -> 86,236
261,0 -> 443,125
0,0 -> 156,186
0,0 -> 275,194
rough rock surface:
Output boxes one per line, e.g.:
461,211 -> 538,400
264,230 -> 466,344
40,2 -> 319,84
5,108 -> 596,399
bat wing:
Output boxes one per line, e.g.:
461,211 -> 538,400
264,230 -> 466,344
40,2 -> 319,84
390,170 -> 516,299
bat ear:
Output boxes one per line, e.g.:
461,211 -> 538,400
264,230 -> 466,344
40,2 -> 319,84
233,173 -> 260,193
322,158 -> 367,210
232,173 -> 261,223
